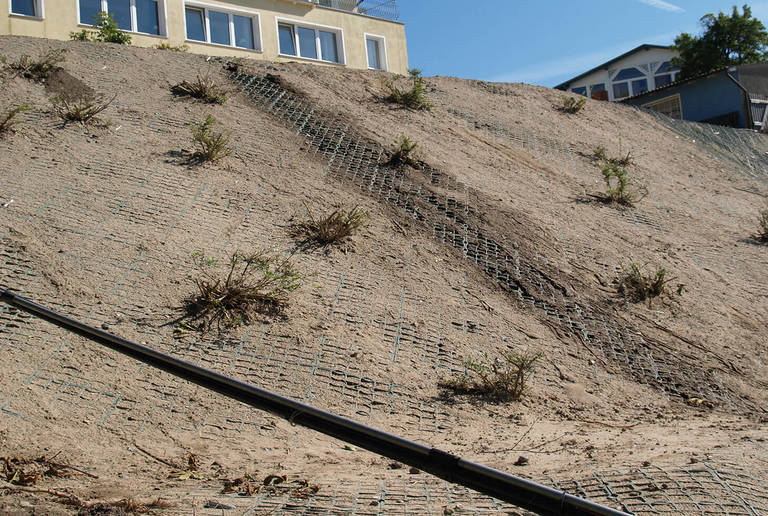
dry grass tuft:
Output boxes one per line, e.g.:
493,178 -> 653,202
439,350 -> 541,401
0,104 -> 31,138
52,94 -> 114,125
9,48 -> 66,81
171,74 -> 226,104
754,208 -> 768,243
291,204 -> 368,247
617,263 -> 684,306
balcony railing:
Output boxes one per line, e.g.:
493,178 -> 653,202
313,0 -> 400,21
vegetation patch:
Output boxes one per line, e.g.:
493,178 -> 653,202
439,350 -> 541,402
380,68 -> 433,110
70,12 -> 131,44
171,74 -> 227,104
188,250 -> 304,330
387,135 -> 419,167
155,42 -> 189,52
0,104 -> 31,138
190,114 -> 232,162
617,263 -> 684,306
8,48 -> 66,82
560,95 -> 586,114
591,147 -> 647,205
754,208 -> 768,243
51,93 -> 114,125
291,204 -> 368,248
222,473 -> 320,497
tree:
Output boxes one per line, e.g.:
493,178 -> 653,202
672,4 -> 768,79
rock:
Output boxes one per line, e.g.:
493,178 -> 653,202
514,456 -> 529,466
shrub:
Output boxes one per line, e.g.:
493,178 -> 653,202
9,48 -> 66,81
190,114 -> 232,162
190,250 -> 304,329
593,149 -> 647,205
439,350 -> 541,401
617,263 -> 684,306
171,74 -> 227,104
561,95 -> 586,114
380,68 -> 433,110
0,104 -> 31,137
52,94 -> 114,124
291,204 -> 368,246
154,42 -> 189,52
755,208 -> 768,242
388,135 -> 419,167
70,12 -> 131,44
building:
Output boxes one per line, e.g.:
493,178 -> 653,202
2,0 -> 408,74
555,44 -> 680,102
622,63 -> 768,130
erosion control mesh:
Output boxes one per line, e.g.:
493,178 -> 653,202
229,70 -> 759,415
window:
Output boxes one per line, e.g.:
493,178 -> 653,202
79,0 -> 163,35
11,0 -> 42,17
184,4 -> 260,50
277,19 -> 343,64
643,94 -> 682,119
365,34 -> 387,71
653,61 -> 679,89
632,78 -> 648,95
613,82 -> 629,99
572,86 -> 587,96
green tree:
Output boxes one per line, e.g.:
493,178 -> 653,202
672,4 -> 768,79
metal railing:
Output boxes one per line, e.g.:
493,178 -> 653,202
314,0 -> 399,21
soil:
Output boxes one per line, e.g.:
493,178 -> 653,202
0,36 -> 766,514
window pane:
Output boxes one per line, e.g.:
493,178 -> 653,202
108,0 -> 132,31
614,67 -> 644,81
278,24 -> 296,55
654,74 -> 671,88
233,15 -> 254,49
367,38 -> 380,69
185,7 -> 205,41
591,83 -> 606,92
136,0 -> 159,34
11,0 -> 36,16
298,27 -> 317,59
632,78 -> 648,95
613,82 -> 629,98
209,10 -> 230,45
572,86 -> 587,96
319,30 -> 337,62
79,0 -> 102,24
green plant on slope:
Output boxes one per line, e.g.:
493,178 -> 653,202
190,250 -> 304,330
155,42 -> 189,52
171,74 -> 227,104
291,204 -> 369,247
190,114 -> 232,162
439,350 -> 541,401
380,68 -> 433,110
70,12 -> 131,44
617,263 -> 684,306
755,208 -> 768,242
52,94 -> 115,125
388,135 -> 419,167
0,104 -> 32,137
9,48 -> 66,81
592,148 -> 647,205
561,95 -> 586,114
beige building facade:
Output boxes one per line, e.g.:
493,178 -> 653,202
2,0 -> 408,74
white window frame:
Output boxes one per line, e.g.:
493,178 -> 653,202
76,0 -> 168,37
364,33 -> 387,71
183,2 -> 262,51
643,94 -> 682,119
276,17 -> 346,65
9,0 -> 44,18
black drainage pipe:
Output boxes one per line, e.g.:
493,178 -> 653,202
0,290 -> 629,516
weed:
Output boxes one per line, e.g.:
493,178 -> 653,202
592,149 -> 647,205
9,48 -> 66,81
0,104 -> 31,137
560,95 -> 586,114
154,42 -> 189,52
388,135 -> 419,167
190,250 -> 304,329
52,94 -> 114,125
171,74 -> 227,104
439,350 -> 541,401
190,114 -> 231,162
70,12 -> 131,44
617,263 -> 684,306
755,208 -> 768,242
291,204 -> 368,247
380,68 -> 433,110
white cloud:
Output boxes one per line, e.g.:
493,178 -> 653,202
637,0 -> 684,12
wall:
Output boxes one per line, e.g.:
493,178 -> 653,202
1,0 -> 408,74
624,71 -> 748,128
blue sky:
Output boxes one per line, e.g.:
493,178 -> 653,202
398,1 -> 768,87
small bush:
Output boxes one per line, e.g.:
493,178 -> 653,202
10,48 -> 66,81
592,149 -> 647,205
755,208 -> 768,242
190,250 -> 304,329
70,12 -> 131,44
439,350 -> 541,401
52,94 -> 114,125
561,95 -> 586,114
155,42 -> 189,52
388,135 -> 419,167
291,204 -> 368,246
0,104 -> 31,137
380,68 -> 433,110
190,114 -> 232,162
171,74 -> 227,104
617,263 -> 684,306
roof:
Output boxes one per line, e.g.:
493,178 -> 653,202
554,44 -> 672,91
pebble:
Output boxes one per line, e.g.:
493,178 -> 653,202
204,500 -> 236,510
